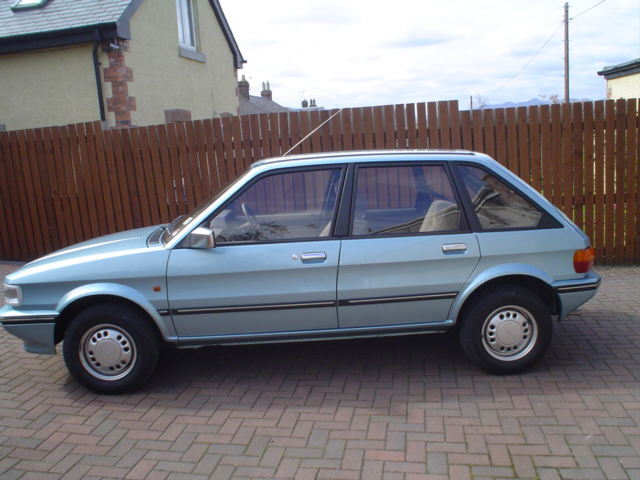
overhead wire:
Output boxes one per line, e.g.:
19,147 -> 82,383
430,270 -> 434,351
486,20 -> 564,99
570,0 -> 606,21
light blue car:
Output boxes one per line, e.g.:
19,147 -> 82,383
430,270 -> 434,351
1,151 -> 600,393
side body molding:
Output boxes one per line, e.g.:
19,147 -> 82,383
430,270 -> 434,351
56,283 -> 178,342
448,263 -> 556,322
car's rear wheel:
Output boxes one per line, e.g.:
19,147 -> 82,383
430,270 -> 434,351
63,303 -> 159,393
459,287 -> 552,373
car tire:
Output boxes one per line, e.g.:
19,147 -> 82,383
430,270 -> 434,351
63,303 -> 159,394
458,287 -> 552,374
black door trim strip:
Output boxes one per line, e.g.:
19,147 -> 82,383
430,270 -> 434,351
164,291 -> 458,316
338,291 -> 458,307
170,300 -> 337,316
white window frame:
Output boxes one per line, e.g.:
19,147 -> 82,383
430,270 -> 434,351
176,0 -> 197,50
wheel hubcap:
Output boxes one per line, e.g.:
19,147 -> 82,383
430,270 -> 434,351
481,306 -> 538,361
79,324 -> 136,381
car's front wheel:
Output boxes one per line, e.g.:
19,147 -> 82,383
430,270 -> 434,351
63,303 -> 159,393
459,287 -> 552,374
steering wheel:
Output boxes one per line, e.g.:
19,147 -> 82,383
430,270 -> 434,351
241,202 -> 258,226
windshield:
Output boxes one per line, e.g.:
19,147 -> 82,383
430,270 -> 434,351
161,171 -> 251,245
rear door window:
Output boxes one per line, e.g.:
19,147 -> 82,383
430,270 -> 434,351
351,165 -> 461,236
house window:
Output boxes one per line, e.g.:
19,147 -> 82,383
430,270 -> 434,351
176,0 -> 197,49
12,0 -> 50,10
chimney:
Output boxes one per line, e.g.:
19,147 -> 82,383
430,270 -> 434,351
261,81 -> 272,100
301,99 -> 309,108
238,75 -> 250,100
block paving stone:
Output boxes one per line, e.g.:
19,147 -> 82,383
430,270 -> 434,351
0,263 -> 638,479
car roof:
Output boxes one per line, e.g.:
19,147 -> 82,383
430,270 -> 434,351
251,149 -> 482,169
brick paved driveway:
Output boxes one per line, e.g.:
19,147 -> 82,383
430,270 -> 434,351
1,263 -> 638,480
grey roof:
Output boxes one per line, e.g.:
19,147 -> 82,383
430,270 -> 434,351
239,95 -> 292,115
0,0 -> 132,38
597,58 -> 640,79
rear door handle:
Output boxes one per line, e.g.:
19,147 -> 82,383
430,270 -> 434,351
442,243 -> 467,253
300,251 -> 327,263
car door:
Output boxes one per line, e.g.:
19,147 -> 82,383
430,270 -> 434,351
337,163 -> 480,328
167,166 -> 344,339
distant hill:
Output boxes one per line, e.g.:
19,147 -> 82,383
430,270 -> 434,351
483,98 -> 594,109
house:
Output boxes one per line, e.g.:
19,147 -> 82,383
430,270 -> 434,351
597,58 -> 640,100
0,0 -> 245,131
237,75 -> 322,115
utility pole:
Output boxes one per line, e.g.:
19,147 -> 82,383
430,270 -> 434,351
564,2 -> 570,103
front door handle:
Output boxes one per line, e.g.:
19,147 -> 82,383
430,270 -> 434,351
300,251 -> 327,263
442,243 -> 467,253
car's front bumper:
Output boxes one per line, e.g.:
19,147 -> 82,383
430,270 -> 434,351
552,271 -> 601,319
0,305 -> 58,354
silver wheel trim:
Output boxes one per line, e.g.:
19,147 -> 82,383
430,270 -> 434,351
79,324 -> 137,381
481,305 -> 538,361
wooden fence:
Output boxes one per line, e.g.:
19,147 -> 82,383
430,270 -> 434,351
0,99 -> 638,264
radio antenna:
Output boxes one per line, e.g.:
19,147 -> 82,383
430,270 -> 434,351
282,108 -> 343,157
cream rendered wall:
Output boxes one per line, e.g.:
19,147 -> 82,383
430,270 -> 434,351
607,73 -> 640,99
0,44 -> 104,130
125,0 -> 239,126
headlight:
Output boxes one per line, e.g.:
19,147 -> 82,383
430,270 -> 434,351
2,283 -> 22,306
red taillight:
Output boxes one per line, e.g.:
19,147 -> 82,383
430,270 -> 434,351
573,247 -> 595,273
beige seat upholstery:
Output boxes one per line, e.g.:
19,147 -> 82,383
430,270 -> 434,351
420,200 -> 459,232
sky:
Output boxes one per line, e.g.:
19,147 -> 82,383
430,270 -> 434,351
220,0 -> 640,110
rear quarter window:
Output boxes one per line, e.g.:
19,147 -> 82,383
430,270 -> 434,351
457,165 -> 542,230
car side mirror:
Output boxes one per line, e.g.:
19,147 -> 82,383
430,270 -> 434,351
186,227 -> 215,249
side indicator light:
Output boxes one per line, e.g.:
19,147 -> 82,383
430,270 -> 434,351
153,286 -> 161,292
573,247 -> 595,273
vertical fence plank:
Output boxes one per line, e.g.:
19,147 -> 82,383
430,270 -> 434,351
100,127 -> 126,231
593,101 -> 605,260
437,101 -> 451,149
529,107 -> 541,191
460,110 -> 472,150
1,133 -> 30,258
351,107 -> 364,150
517,107 -> 531,185
483,108 -> 496,159
248,113 -> 262,164
231,115 -> 245,178
614,99 -> 627,264
582,102 -> 595,247
222,116 -> 237,178
156,125 -> 178,221
362,107 -> 375,150
15,129 -> 47,256
372,106 -> 384,150
494,109 -> 507,165
550,104 -> 563,211
625,99 -> 638,264
572,102 -> 585,230
505,108 -> 518,176
561,103 -> 573,218
186,120 -> 205,205
383,105 -> 395,148
138,126 -> 163,224
329,109 -> 343,151
449,101 -> 461,149
0,134 -> 16,258
427,102 -> 438,148
41,128 -> 68,250
604,100 -> 617,263
342,108 -> 354,151
416,102 -> 427,148
395,104 -> 407,149
406,103 -> 417,149
471,109 -> 484,152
